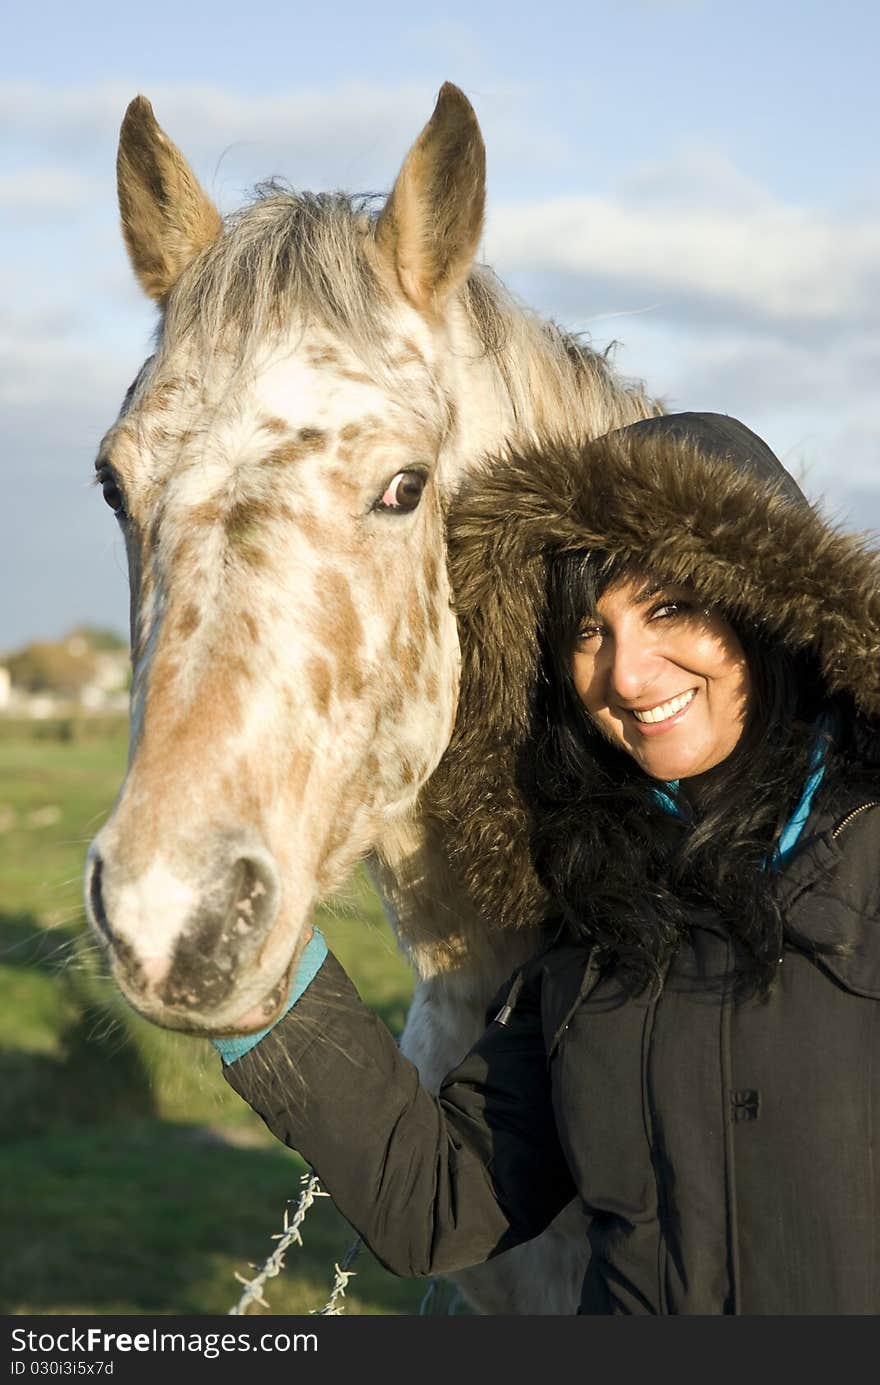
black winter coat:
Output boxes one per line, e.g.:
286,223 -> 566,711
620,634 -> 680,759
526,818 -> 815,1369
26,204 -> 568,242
224,779 -> 880,1315
223,414 -> 880,1314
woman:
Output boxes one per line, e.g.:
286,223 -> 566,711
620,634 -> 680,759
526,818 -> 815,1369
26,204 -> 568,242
214,412 -> 880,1314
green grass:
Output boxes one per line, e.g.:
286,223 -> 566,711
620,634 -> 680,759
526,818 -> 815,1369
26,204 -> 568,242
0,727 -> 437,1317
1,1125 -> 430,1316
0,727 -> 129,920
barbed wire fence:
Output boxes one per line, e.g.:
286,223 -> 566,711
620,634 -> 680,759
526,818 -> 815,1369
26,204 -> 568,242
227,1169 -> 467,1316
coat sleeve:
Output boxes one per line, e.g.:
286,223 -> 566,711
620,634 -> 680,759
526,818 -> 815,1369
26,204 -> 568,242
221,949 -> 577,1277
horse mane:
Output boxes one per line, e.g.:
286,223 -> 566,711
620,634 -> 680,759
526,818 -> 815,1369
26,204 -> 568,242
462,269 -> 657,441
162,187 -> 383,362
161,184 -> 656,437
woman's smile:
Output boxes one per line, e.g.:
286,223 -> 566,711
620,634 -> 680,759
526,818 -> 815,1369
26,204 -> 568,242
629,687 -> 696,727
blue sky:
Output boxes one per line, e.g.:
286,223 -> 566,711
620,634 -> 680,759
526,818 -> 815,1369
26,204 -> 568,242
3,0 -> 878,649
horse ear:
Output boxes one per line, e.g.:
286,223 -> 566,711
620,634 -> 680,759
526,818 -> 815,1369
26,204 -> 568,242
117,96 -> 223,305
375,82 -> 486,311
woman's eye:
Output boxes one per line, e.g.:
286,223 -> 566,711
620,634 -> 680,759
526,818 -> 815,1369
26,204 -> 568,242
652,601 -> 690,621
576,624 -> 603,644
374,471 -> 426,514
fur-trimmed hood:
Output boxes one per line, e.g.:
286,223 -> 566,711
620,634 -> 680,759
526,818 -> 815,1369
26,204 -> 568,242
425,412 -> 880,931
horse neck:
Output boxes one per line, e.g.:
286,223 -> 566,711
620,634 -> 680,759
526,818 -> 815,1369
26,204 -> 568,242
447,285 -> 657,479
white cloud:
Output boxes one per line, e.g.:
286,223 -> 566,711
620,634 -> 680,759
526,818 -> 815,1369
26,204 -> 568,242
620,147 -> 776,214
654,331 -> 880,417
0,169 -> 101,216
0,78 -> 565,199
486,193 -> 880,330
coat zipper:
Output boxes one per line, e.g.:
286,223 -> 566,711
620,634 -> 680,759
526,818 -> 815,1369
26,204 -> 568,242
831,801 -> 880,839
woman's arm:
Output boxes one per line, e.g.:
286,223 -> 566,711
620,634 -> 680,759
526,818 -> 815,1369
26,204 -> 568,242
220,949 -> 576,1277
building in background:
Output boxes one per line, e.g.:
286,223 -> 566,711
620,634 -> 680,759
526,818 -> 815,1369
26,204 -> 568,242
0,629 -> 129,720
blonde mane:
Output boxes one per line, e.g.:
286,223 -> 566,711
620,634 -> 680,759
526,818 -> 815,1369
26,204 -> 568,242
160,185 -> 655,442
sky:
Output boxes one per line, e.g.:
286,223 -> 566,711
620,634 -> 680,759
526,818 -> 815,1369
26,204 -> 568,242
3,0 -> 878,652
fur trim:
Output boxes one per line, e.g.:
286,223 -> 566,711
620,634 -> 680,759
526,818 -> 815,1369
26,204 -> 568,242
423,430 -> 880,931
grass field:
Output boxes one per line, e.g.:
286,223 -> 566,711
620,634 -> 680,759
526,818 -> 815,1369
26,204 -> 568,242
0,723 -> 446,1316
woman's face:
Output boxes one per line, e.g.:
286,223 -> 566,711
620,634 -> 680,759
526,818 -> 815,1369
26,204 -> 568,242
570,575 -> 752,781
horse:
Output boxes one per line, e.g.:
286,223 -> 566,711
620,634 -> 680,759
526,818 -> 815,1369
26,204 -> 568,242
85,82 -> 660,1313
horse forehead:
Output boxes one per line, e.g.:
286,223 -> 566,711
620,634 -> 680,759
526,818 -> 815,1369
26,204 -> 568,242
126,340 -> 445,548
122,326 -> 442,471
251,348 -> 390,429
250,323 -> 442,425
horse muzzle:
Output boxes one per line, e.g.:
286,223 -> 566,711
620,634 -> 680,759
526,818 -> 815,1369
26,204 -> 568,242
83,833 -> 302,1032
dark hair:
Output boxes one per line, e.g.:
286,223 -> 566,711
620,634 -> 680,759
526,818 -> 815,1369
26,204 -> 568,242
525,549 -> 839,999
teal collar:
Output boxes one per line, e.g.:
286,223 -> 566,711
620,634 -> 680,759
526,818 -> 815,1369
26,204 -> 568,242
775,758 -> 826,864
652,781 -> 680,815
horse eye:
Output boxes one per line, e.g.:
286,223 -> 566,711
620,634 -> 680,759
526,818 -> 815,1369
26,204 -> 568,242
375,470 -> 426,514
97,469 -> 126,520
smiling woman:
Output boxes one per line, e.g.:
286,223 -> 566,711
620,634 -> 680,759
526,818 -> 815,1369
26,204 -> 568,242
518,421 -> 842,1002
569,573 -> 751,780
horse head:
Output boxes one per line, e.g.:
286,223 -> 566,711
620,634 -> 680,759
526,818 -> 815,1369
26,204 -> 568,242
86,86 -> 493,1034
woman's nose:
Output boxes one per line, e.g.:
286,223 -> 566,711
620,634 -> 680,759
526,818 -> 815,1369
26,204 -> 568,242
607,633 -> 658,701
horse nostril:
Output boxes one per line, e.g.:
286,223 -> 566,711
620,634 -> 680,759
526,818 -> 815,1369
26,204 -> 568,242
88,852 -> 112,942
159,849 -> 281,1011
228,854 -> 277,937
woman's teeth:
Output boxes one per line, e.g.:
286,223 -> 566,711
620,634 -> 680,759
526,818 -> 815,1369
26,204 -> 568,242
631,689 -> 696,724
